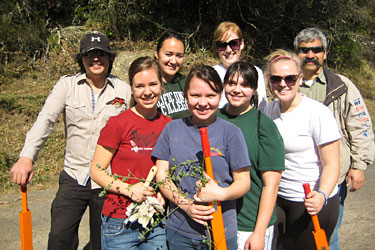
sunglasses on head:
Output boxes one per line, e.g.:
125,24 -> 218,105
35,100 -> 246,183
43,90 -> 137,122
83,50 -> 108,58
297,46 -> 324,54
216,39 -> 241,51
270,75 -> 299,86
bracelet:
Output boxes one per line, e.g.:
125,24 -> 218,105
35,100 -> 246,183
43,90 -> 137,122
318,190 -> 328,206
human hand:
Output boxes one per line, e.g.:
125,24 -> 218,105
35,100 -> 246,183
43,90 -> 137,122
194,173 -> 224,203
156,192 -> 166,207
244,232 -> 265,250
184,202 -> 215,226
304,191 -> 325,215
128,182 -> 154,203
11,157 -> 34,186
347,168 -> 365,192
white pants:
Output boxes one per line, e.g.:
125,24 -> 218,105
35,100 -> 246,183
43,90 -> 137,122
237,225 -> 274,250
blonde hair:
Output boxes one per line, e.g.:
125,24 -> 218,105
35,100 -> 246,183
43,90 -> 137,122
263,49 -> 302,78
212,22 -> 243,58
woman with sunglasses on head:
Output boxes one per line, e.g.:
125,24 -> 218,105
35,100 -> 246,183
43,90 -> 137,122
212,21 -> 268,111
216,61 -> 285,250
154,31 -> 191,119
263,49 -> 340,250
90,57 -> 171,250
153,65 -> 251,250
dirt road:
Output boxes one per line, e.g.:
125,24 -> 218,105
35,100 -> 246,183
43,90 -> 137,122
1,164 -> 375,250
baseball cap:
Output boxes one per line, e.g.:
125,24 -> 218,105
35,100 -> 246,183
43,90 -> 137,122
79,31 -> 113,54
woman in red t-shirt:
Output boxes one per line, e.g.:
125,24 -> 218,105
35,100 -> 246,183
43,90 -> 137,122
90,56 -> 171,249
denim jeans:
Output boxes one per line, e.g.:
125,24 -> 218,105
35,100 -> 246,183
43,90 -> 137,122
101,216 -> 167,250
166,228 -> 237,250
329,180 -> 348,250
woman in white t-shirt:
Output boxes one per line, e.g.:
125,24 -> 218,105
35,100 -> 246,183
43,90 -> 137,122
263,49 -> 340,250
211,22 -> 268,111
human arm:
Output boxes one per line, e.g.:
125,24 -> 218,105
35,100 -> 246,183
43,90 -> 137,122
244,170 -> 282,250
304,139 -> 340,215
194,167 -> 250,202
11,77 -> 68,185
90,145 -> 154,202
155,159 -> 215,225
342,78 -> 375,191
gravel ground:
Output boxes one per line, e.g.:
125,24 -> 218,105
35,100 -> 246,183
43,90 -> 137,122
1,163 -> 374,250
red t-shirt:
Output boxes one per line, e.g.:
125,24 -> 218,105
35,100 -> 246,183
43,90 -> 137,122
97,108 -> 171,218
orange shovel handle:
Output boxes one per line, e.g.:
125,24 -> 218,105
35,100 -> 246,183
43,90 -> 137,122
20,186 -> 33,250
200,127 -> 227,250
303,183 -> 329,250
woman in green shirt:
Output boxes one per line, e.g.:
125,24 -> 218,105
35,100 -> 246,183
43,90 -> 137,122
217,61 -> 285,250
154,31 -> 190,119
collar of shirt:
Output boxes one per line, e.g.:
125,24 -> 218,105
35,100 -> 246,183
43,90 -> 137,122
302,70 -> 327,87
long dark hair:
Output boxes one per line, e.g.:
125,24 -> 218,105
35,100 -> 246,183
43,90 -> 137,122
224,61 -> 259,108
156,31 -> 185,54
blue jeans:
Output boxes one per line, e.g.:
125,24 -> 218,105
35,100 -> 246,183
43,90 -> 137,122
166,228 -> 237,250
101,216 -> 167,250
329,181 -> 348,250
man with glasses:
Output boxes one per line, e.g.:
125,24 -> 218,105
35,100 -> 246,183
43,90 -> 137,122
11,31 -> 131,250
294,27 -> 374,249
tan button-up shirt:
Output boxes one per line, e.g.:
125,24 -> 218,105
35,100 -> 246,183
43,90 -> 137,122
20,73 -> 131,188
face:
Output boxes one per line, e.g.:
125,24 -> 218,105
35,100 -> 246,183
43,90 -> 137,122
186,76 -> 221,126
132,68 -> 162,111
297,39 -> 327,74
82,49 -> 110,78
269,60 -> 302,104
225,73 -> 255,111
217,30 -> 244,69
155,38 -> 185,82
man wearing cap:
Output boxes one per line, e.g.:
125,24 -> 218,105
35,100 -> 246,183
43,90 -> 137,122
294,27 -> 375,249
11,31 -> 131,250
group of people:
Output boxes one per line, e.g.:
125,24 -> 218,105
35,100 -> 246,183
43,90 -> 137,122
10,22 -> 374,250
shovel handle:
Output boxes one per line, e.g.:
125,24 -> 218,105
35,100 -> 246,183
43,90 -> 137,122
303,183 -> 322,231
21,186 -> 28,212
144,166 -> 157,187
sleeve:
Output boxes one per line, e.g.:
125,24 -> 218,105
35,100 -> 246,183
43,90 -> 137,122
19,77 -> 68,162
151,123 -> 171,161
226,126 -> 251,171
258,114 -> 285,171
97,116 -> 123,150
311,103 -> 341,146
343,78 -> 375,170
255,66 -> 268,112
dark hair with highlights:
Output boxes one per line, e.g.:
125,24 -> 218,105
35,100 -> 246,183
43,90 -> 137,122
184,65 -> 223,98
156,31 -> 185,54
224,61 -> 259,108
128,56 -> 163,87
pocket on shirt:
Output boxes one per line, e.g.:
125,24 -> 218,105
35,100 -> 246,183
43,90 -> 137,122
65,103 -> 86,122
103,104 -> 126,123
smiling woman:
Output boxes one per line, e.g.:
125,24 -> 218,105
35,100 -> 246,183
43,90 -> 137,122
154,31 -> 190,119
90,56 -> 171,250
153,65 -> 251,250
263,49 -> 341,250
211,22 -> 268,111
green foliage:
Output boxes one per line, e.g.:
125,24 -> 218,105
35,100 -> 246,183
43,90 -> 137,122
1,0 -> 375,72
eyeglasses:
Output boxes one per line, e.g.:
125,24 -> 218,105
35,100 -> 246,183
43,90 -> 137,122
216,39 -> 241,51
297,46 -> 324,54
83,50 -> 108,58
270,75 -> 299,86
